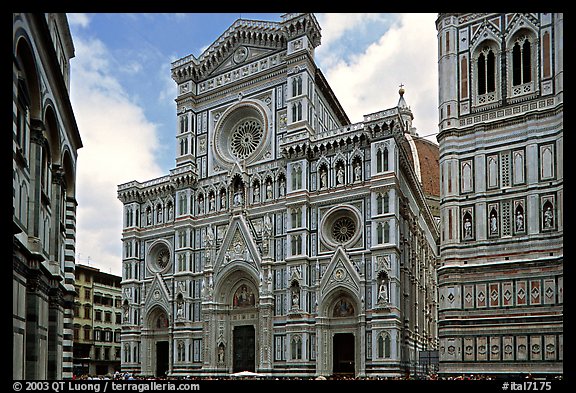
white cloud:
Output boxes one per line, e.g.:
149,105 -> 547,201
67,13 -> 90,29
317,13 -> 439,142
71,35 -> 164,276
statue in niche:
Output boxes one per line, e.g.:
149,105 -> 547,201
279,177 -> 286,197
515,209 -> 524,232
218,344 -> 225,363
198,198 -> 204,214
490,210 -> 498,235
220,192 -> 226,210
463,216 -> 472,239
209,194 -> 215,211
157,207 -> 162,223
233,187 -> 243,206
543,205 -> 554,229
253,183 -> 260,203
168,204 -> 173,221
266,180 -> 273,199
319,167 -> 328,189
290,280 -> 300,309
176,298 -> 184,320
336,165 -> 345,185
378,281 -> 389,304
147,209 -> 152,225
354,161 -> 362,182
292,292 -> 300,309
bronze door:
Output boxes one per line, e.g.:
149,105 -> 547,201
233,325 -> 255,372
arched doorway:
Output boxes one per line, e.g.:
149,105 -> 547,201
333,333 -> 355,374
233,325 -> 255,372
316,288 -> 362,377
211,265 -> 262,373
145,306 -> 170,377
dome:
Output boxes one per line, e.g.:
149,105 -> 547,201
405,136 -> 440,198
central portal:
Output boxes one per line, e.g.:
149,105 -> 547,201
333,333 -> 355,375
233,325 -> 255,372
156,341 -> 169,377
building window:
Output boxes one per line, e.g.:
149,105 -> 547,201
291,234 -> 302,255
291,207 -> 302,228
377,147 -> 389,173
292,102 -> 303,122
377,332 -> 391,358
512,37 -> 532,86
477,49 -> 496,95
291,336 -> 302,360
292,75 -> 303,97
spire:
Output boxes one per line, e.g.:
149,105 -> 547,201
398,83 -> 408,109
397,84 -> 416,135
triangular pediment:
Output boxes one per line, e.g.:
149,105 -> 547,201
214,215 -> 261,278
189,19 -> 285,79
504,13 -> 539,38
207,45 -> 279,77
143,273 -> 171,316
470,21 -> 501,48
319,247 -> 361,297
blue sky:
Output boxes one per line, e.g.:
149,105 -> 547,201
67,13 -> 439,275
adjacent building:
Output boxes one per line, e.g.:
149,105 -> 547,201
118,13 -> 440,378
73,264 -> 122,377
13,13 -> 82,379
436,13 -> 563,376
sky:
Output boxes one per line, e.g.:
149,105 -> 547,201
66,13 -> 439,276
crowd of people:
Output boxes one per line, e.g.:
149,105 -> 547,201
72,371 -> 562,381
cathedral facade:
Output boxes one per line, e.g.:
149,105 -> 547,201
436,13 -> 563,375
118,13 -> 440,378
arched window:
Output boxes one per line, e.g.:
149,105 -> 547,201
291,336 -> 302,360
383,222 -> 390,243
292,75 -> 302,97
383,147 -> 389,171
383,192 -> 390,213
377,332 -> 391,358
512,37 -> 532,86
477,49 -> 496,95
377,147 -> 389,173
376,223 -> 383,244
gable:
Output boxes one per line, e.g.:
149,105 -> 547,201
214,214 -> 262,278
207,45 -> 279,77
319,246 -> 361,298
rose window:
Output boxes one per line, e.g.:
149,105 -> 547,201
320,205 -> 362,249
157,249 -> 170,269
230,119 -> 263,159
332,216 -> 356,243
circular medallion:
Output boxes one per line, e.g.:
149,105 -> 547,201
233,46 -> 248,64
334,268 -> 346,281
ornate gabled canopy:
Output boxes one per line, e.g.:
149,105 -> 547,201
172,19 -> 286,83
171,13 -> 323,84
